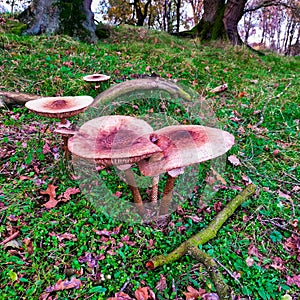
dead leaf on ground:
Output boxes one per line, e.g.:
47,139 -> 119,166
107,291 -> 133,300
41,184 -> 58,209
45,277 -> 82,293
49,232 -> 77,242
58,187 -> 80,202
155,274 -> 167,291
286,274 -> 300,288
210,83 -> 228,93
183,286 -> 206,300
23,238 -> 34,255
228,155 -> 241,166
135,286 -> 156,300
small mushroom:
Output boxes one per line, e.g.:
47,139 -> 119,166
138,125 -> 235,215
83,74 -> 111,83
25,96 -> 93,157
83,74 -> 110,90
25,96 -> 94,125
68,115 -> 162,216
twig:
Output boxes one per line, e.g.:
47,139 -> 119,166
0,230 -> 20,245
214,257 -> 252,300
261,219 -> 299,236
120,279 -> 131,292
254,82 -> 291,127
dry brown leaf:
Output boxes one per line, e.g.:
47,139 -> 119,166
286,274 -> 300,288
135,286 -> 156,300
107,291 -> 133,300
228,155 -> 241,166
210,83 -> 228,93
41,184 -> 58,209
155,274 -> 167,291
45,277 -> 81,293
23,238 -> 34,255
183,286 -> 206,300
59,187 -> 80,202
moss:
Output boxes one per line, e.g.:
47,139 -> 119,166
1,18 -> 27,35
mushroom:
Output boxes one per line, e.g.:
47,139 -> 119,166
83,74 -> 111,83
83,74 -> 110,90
68,115 -> 162,216
138,125 -> 235,215
25,96 -> 93,157
25,96 -> 94,125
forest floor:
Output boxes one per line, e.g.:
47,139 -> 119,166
0,21 -> 300,300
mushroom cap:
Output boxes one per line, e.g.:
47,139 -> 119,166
68,115 -> 162,166
25,96 -> 94,119
138,125 -> 235,177
83,74 -> 111,82
54,127 -> 77,137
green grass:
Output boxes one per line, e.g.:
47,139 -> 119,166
0,22 -> 299,300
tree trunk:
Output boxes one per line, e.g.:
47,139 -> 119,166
223,0 -> 247,45
177,0 -> 248,46
18,0 -> 97,43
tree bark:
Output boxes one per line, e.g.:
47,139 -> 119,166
223,0 -> 247,45
19,0 -> 97,43
176,0 -> 248,46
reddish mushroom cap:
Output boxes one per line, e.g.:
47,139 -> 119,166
68,115 -> 162,167
138,125 -> 235,177
83,74 -> 110,83
25,96 -> 94,119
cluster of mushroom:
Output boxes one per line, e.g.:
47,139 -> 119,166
25,96 -> 94,156
24,73 -> 110,156
68,115 -> 235,217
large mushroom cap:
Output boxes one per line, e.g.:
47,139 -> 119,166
25,96 -> 94,119
68,115 -> 162,166
83,74 -> 111,83
138,125 -> 235,177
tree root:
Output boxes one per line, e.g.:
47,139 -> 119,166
146,184 -> 257,298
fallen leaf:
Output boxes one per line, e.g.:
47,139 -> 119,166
155,274 -> 167,291
45,277 -> 82,293
41,184 -> 58,209
135,286 -> 156,300
59,187 -> 80,202
183,286 -> 206,300
202,293 -> 220,300
286,274 -> 300,288
246,256 -> 254,267
278,190 -> 291,200
49,232 -> 77,242
228,155 -> 241,166
23,238 -> 34,255
107,291 -> 133,300
210,83 -> 228,93
185,215 -> 202,223
271,256 -> 285,271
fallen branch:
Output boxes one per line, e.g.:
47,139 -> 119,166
146,184 -> 256,298
93,78 -> 192,108
0,230 -> 20,245
0,91 -> 40,107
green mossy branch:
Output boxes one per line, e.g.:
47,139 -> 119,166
146,184 -> 257,298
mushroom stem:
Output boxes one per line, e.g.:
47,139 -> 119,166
159,174 -> 177,215
123,168 -> 146,217
151,175 -> 160,205
62,136 -> 70,159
